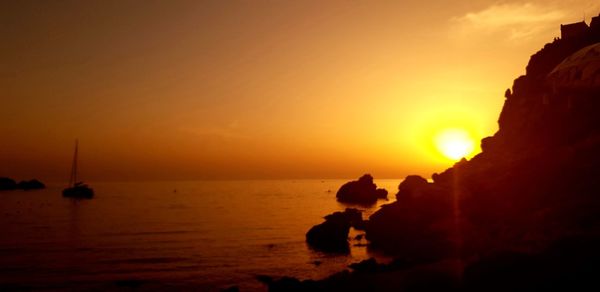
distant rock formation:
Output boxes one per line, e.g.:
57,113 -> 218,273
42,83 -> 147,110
17,179 -> 45,190
0,177 -> 45,191
0,177 -> 17,190
306,208 -> 364,252
336,174 -> 388,205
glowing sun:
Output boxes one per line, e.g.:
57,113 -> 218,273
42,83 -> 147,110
434,128 -> 475,160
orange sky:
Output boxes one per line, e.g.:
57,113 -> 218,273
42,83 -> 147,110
2,1 -> 599,181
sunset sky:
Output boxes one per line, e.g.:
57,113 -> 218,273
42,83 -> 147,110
2,0 -> 600,181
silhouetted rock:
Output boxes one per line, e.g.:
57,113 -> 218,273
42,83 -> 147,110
0,177 -> 45,191
277,16 -> 600,292
348,258 -> 380,273
17,179 -> 45,190
463,236 -> 600,292
375,188 -> 388,199
336,174 -> 388,205
256,275 -> 273,284
0,177 -> 17,190
348,258 -> 415,274
261,258 -> 454,292
479,136 -> 497,153
114,279 -> 144,288
306,208 -> 363,252
396,175 -> 429,199
365,174 -> 455,260
352,218 -> 367,231
265,276 -> 311,292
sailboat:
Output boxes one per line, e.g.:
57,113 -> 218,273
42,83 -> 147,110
62,140 -> 94,199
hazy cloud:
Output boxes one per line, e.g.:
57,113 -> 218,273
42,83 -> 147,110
453,2 -> 566,41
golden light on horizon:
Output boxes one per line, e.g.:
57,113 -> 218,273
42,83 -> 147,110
5,0 -> 595,180
434,128 -> 476,161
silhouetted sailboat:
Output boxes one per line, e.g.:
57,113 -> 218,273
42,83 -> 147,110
62,140 -> 94,199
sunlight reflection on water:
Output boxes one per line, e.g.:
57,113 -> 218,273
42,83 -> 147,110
0,179 -> 399,291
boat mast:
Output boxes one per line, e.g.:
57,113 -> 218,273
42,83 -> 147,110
69,139 -> 78,187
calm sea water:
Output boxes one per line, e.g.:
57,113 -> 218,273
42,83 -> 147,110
0,180 -> 399,291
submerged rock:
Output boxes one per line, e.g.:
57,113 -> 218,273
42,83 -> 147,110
306,208 -> 363,252
336,174 -> 388,205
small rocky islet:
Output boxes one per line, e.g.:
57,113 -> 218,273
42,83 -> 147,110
263,15 -> 600,292
0,177 -> 45,191
335,174 -> 388,205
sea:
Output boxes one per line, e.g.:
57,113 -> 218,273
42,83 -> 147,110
0,179 -> 399,291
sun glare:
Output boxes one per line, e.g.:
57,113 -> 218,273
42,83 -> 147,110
434,129 -> 475,160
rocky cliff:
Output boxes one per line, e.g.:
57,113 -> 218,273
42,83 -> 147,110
270,19 -> 600,292
366,25 -> 600,270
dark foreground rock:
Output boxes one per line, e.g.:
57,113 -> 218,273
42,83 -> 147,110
0,177 -> 45,191
264,235 -> 600,291
306,208 -> 364,252
336,174 -> 388,205
261,257 -> 459,292
220,285 -> 239,292
463,235 -> 600,292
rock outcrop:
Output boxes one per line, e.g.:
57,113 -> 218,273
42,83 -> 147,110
306,208 -> 364,252
336,174 -> 388,205
395,175 -> 429,199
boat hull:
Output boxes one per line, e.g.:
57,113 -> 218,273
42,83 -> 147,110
62,186 -> 94,199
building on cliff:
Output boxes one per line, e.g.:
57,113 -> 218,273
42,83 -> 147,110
561,21 -> 588,40
560,13 -> 600,40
